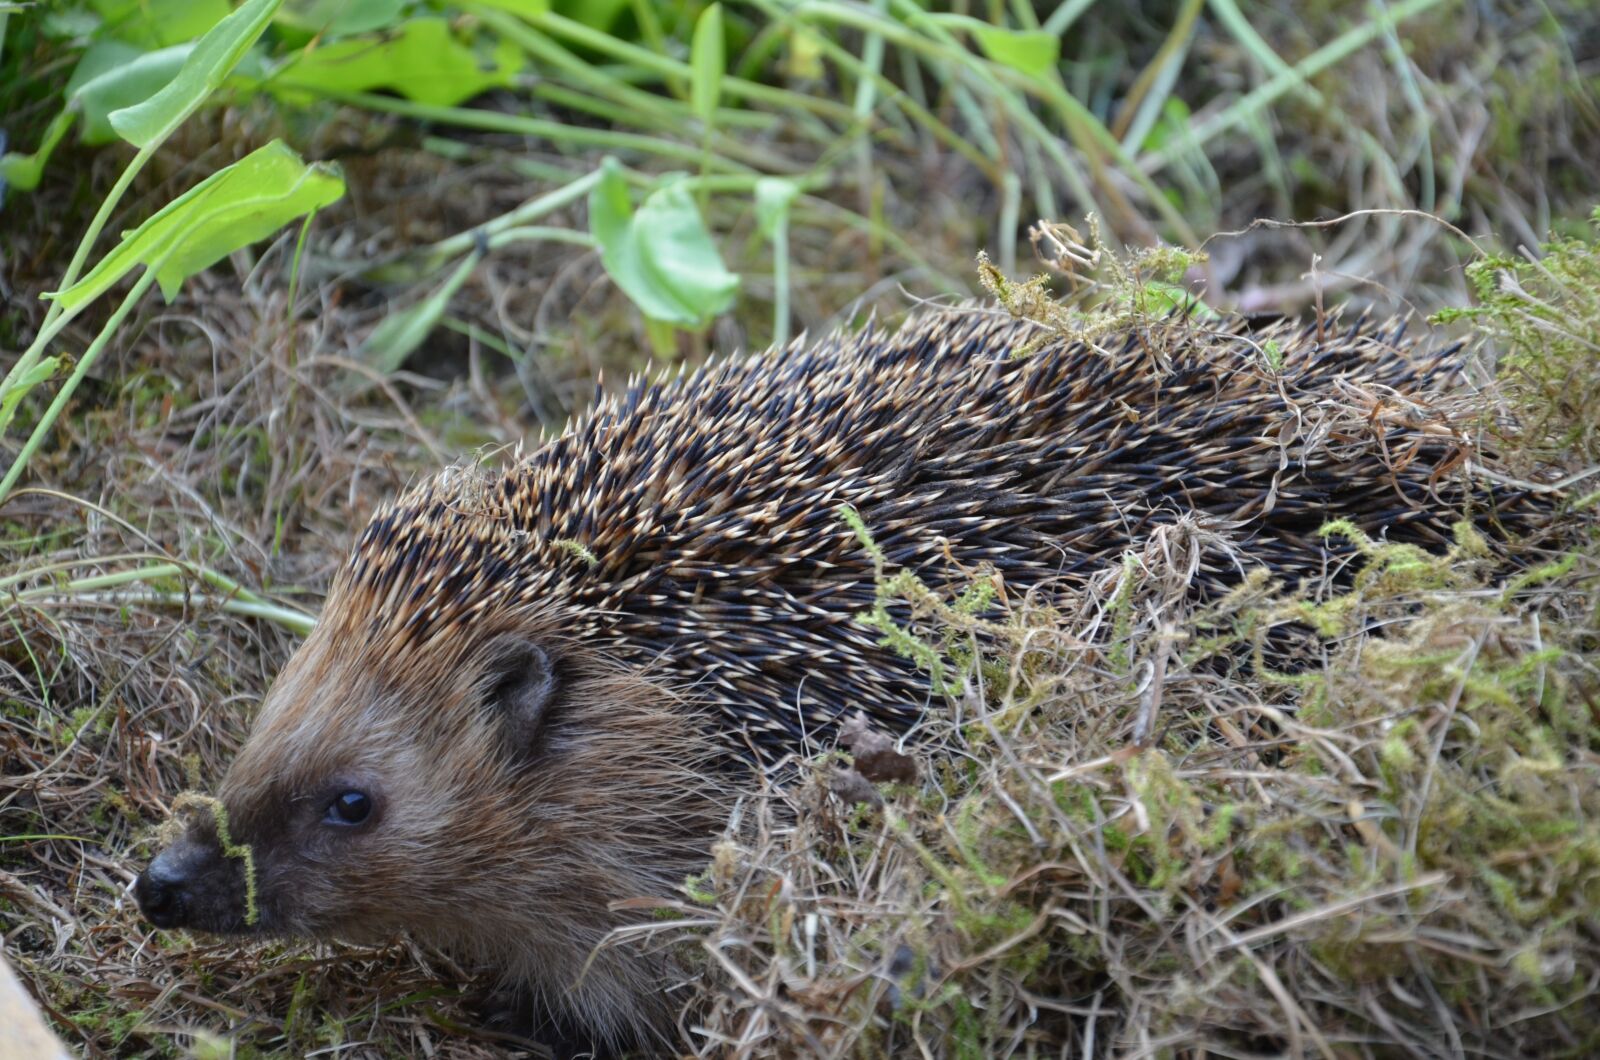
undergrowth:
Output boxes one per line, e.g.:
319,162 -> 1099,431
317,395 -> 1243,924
661,229 -> 1600,1057
1435,207 -> 1600,475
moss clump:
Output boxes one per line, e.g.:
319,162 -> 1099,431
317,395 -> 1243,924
166,792 -> 259,928
1434,207 -> 1600,473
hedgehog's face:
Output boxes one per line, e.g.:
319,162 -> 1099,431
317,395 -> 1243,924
132,623 -> 576,940
133,616 -> 722,957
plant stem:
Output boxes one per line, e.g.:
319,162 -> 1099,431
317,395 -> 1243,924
1141,0 -> 1448,173
0,268 -> 160,502
0,142 -> 159,426
771,215 -> 791,348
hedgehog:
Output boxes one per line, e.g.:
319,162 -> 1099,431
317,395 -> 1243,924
133,308 -> 1540,1052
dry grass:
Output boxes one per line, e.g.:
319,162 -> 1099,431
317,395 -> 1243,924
643,253 -> 1600,1054
664,519 -> 1599,1057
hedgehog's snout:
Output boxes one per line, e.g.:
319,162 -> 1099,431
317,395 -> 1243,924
134,831 -> 251,934
134,837 -> 208,928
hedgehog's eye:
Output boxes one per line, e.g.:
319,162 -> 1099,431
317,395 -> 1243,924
324,790 -> 372,826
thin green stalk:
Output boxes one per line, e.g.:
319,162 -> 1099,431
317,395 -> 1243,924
487,227 -> 598,252
627,0 -> 672,75
1373,0 -> 1436,213
1112,0 -> 1204,143
0,554 -> 176,593
1142,0 -> 1448,173
440,317 -> 524,365
396,170 -> 604,275
187,563 -> 296,611
526,8 -> 859,124
16,589 -> 314,634
0,141 -> 159,431
324,91 -> 755,172
531,80 -> 774,133
999,171 -> 1021,275
894,0 -> 1199,242
853,0 -> 888,130
38,141 -> 156,329
0,268 -> 160,501
796,198 -> 967,294
771,214 -> 792,348
790,0 -> 1163,239
5,554 -> 315,632
36,564 -> 184,594
852,0 -> 888,234
284,207 -> 316,361
746,0 -> 995,179
479,8 -> 804,172
1043,0 -> 1098,35
1007,0 -> 1042,29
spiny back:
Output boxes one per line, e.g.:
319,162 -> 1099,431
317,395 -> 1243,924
332,310 -> 1525,754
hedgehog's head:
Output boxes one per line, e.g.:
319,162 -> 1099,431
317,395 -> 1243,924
134,480 -> 725,1034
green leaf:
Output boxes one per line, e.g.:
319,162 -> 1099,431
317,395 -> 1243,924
589,159 -> 739,328
754,177 -> 799,241
0,355 -> 66,425
267,17 -> 522,107
970,24 -> 1059,79
68,41 -> 191,145
0,109 -> 76,193
108,0 -> 281,148
363,252 -> 481,372
91,0 -> 231,48
47,140 -> 344,310
275,0 -> 410,36
690,2 -> 724,126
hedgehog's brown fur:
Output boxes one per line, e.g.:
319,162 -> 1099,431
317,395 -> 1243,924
142,309 -> 1542,1051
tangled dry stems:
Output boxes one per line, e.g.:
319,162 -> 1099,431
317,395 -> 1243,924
666,513 -> 1598,1058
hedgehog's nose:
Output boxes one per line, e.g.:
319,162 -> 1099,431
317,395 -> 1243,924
134,842 -> 202,929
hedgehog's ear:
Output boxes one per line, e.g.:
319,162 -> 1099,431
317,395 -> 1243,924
483,638 -> 559,759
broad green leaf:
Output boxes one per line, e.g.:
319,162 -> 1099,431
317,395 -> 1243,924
0,355 -> 65,424
364,252 -> 480,372
47,140 -> 344,310
91,0 -> 231,47
590,159 -> 739,328
690,3 -> 724,126
69,41 -> 192,145
267,18 -> 522,107
0,110 -> 75,192
108,0 -> 280,148
754,178 -> 799,241
66,38 -> 144,96
276,0 -> 410,36
970,25 -> 1059,79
